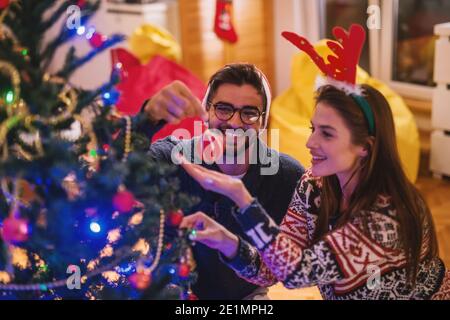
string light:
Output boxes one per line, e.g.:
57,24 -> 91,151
5,90 -> 14,104
102,89 -> 120,106
76,25 -> 86,36
89,221 -> 101,233
85,27 -> 96,40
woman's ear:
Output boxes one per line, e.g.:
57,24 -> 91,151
359,136 -> 375,158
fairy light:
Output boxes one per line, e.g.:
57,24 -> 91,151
5,90 -> 14,104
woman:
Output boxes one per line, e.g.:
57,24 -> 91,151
179,84 -> 449,299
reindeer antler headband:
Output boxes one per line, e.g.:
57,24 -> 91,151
282,24 -> 375,135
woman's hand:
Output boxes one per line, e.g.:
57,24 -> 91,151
180,212 -> 240,259
178,155 -> 254,209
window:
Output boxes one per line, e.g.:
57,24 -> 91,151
321,0 -> 371,73
275,0 -> 450,99
393,0 -> 450,87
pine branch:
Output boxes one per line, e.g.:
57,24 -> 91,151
39,0 -> 74,33
57,34 -> 125,79
41,1 -> 101,70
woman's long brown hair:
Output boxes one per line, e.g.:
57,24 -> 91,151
313,84 -> 438,285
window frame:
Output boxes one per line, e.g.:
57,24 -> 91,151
274,0 -> 438,100
379,0 -> 434,100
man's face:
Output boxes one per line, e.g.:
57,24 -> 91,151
207,83 -> 264,157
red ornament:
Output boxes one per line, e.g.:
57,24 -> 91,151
102,144 -> 110,153
178,263 -> 190,278
128,271 -> 151,290
1,217 -> 29,243
0,0 -> 10,10
89,32 -> 106,49
77,0 -> 86,8
113,190 -> 135,213
167,209 -> 184,227
187,292 -> 199,300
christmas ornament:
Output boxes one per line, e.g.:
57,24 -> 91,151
0,1 -> 11,39
112,189 -> 135,213
177,263 -> 190,278
102,144 -> 110,153
129,270 -> 151,290
185,290 -> 198,300
77,0 -> 86,9
89,32 -> 106,49
167,209 -> 184,227
214,0 -> 238,43
1,216 -> 29,243
0,0 -> 10,10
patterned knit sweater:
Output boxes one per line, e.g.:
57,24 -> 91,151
224,170 -> 448,299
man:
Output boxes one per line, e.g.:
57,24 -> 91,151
141,63 -> 304,299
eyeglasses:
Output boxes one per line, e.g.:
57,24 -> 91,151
210,103 -> 265,125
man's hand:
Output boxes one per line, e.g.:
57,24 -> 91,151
144,80 -> 208,124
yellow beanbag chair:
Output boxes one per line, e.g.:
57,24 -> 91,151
269,40 -> 419,182
129,24 -> 182,64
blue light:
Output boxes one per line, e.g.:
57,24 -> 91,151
85,27 -> 96,40
102,89 -> 120,106
76,26 -> 86,36
168,267 -> 176,275
89,222 -> 101,233
116,263 -> 135,276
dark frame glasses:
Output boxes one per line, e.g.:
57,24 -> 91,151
210,102 -> 265,125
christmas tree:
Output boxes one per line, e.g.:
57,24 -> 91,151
0,0 -> 197,300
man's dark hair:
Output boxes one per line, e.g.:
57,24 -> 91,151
205,63 -> 268,114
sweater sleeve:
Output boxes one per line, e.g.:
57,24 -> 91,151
223,172 -> 346,288
225,200 -> 349,288
225,174 -> 411,291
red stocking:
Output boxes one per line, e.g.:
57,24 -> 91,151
214,0 -> 238,44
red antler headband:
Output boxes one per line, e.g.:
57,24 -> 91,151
282,24 -> 375,135
282,24 -> 365,91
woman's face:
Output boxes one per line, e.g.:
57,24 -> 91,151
306,102 -> 367,181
